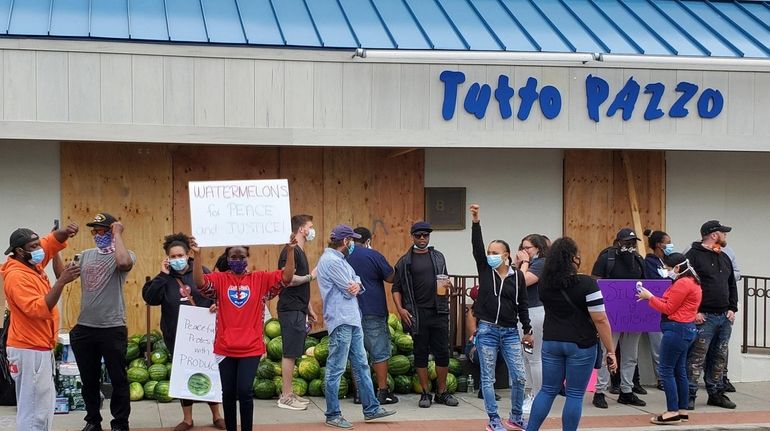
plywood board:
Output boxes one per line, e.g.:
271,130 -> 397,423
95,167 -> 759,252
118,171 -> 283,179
60,142 -> 173,335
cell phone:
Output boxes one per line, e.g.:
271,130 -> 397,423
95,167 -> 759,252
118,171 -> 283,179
73,253 -> 82,266
54,219 -> 60,230
523,342 -> 534,355
635,281 -> 643,294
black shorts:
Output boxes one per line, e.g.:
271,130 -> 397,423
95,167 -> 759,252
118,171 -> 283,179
413,307 -> 450,368
278,310 -> 307,358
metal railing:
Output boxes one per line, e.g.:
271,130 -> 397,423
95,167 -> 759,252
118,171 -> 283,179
743,275 -> 770,354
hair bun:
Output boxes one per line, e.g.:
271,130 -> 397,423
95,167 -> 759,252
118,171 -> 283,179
643,229 -> 652,237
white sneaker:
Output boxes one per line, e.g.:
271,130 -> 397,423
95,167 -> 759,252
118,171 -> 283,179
522,394 -> 534,414
277,395 -> 307,411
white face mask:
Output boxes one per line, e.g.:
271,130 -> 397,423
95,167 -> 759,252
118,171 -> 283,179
305,227 -> 316,242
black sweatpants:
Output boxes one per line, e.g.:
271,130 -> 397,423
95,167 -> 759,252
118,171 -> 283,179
70,325 -> 130,430
218,356 -> 260,431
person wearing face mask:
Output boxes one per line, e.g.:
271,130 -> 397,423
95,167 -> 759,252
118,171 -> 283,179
70,212 -> 136,431
1,224 -> 80,431
683,220 -> 738,411
275,214 -> 319,411
636,253 -> 702,425
641,229 -> 673,392
192,236 -> 308,431
392,221 -> 458,409
590,228 -> 646,409
317,225 -> 396,429
469,205 -> 531,431
142,233 -> 224,431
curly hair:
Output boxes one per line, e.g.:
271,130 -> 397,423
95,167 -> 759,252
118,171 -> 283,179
540,237 -> 579,291
162,232 -> 191,254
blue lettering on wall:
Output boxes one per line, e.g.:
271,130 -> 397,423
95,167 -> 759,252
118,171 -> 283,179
439,70 -> 724,122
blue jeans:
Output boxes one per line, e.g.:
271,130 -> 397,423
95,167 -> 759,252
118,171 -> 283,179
476,322 -> 526,422
526,341 -> 596,431
687,312 -> 732,397
659,321 -> 697,412
325,324 -> 380,419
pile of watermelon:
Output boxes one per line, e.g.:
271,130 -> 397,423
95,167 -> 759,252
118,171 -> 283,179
126,330 -> 173,403
253,314 -> 463,401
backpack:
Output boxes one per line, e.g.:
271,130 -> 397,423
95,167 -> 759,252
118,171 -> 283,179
0,309 -> 17,406
600,246 -> 645,278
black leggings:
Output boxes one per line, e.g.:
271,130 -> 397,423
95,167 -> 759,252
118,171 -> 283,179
218,356 -> 260,431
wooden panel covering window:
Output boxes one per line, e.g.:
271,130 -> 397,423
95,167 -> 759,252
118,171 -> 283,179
61,142 -> 424,334
564,150 -> 665,274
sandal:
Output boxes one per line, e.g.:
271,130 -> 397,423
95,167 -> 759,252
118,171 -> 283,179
213,418 -> 226,430
173,421 -> 193,431
651,415 -> 681,425
678,414 -> 689,422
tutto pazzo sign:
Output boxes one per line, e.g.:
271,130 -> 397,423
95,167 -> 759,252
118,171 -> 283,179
439,70 -> 724,122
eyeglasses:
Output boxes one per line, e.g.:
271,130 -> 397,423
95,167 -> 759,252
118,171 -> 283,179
412,232 -> 430,239
522,246 -> 536,251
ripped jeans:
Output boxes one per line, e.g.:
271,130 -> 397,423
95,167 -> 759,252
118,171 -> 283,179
687,312 -> 732,397
476,321 -> 527,423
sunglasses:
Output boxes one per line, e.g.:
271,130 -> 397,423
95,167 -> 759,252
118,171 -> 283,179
412,232 -> 430,239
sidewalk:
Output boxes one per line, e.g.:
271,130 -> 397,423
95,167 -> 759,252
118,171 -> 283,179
1,382 -> 768,431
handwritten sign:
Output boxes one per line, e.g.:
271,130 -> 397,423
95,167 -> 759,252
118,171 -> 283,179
598,279 -> 672,333
189,179 -> 291,247
169,306 -> 221,402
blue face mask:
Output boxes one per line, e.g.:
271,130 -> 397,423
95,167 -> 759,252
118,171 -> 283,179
347,241 -> 356,255
94,232 -> 113,249
169,257 -> 188,272
486,254 -> 503,269
29,248 -> 45,265
663,244 -> 675,256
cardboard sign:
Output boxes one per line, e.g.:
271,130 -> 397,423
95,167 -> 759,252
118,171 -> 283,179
169,306 -> 221,402
189,179 -> 291,247
598,279 -> 672,333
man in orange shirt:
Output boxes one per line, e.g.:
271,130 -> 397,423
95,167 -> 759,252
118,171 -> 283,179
1,224 -> 81,430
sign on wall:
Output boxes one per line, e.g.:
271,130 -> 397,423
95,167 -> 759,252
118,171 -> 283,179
188,179 -> 291,247
598,279 -> 672,333
440,70 -> 724,123
169,306 -> 221,402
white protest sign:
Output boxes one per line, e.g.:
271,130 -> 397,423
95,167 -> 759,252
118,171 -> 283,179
189,179 -> 291,247
169,306 -> 222,402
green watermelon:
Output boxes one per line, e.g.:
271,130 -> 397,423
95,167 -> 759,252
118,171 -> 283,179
293,365 -> 300,378
457,375 -> 468,392
144,380 -> 158,400
387,313 -> 400,329
305,346 -> 315,357
448,358 -> 463,376
411,374 -> 424,393
264,318 -> 282,339
445,373 -> 458,394
391,319 -> 403,333
267,336 -> 283,361
388,355 -> 410,376
166,362 -> 172,376
337,377 -> 349,398
319,367 -> 326,381
304,336 -> 319,350
264,335 -> 271,347
150,349 -> 169,365
298,356 -> 320,381
126,343 -> 140,361
148,363 -> 167,381
272,376 -> 283,397
129,334 -> 143,345
129,358 -> 147,369
129,382 -> 144,401
155,380 -> 173,402
308,378 -> 324,397
253,378 -> 276,399
271,361 -> 282,377
151,329 -> 163,339
386,373 -> 395,392
257,360 -> 275,379
395,333 -> 413,354
292,378 -> 308,397
188,373 -> 212,396
139,332 -> 160,347
314,341 -> 329,364
390,342 -> 397,356
344,361 -> 352,379
152,339 -> 167,352
428,361 -> 437,381
127,367 -> 149,384
394,375 -> 411,394
388,325 -> 395,339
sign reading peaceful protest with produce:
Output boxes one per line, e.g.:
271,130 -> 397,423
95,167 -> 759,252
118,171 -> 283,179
598,279 -> 672,333
189,179 -> 291,247
169,306 -> 221,402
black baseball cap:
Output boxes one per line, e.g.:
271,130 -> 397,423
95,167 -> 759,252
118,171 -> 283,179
410,221 -> 433,234
615,228 -> 641,242
86,212 -> 117,228
701,220 -> 732,236
5,228 -> 39,255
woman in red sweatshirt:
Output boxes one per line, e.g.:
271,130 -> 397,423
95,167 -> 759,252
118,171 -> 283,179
637,252 -> 702,425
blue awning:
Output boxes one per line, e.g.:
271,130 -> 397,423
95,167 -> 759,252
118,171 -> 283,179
0,0 -> 768,58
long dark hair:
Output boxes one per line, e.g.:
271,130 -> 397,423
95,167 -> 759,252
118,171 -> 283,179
521,233 -> 549,259
214,246 -> 250,272
540,237 -> 579,291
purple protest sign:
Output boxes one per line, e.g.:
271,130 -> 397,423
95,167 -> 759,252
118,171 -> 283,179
598,279 -> 672,333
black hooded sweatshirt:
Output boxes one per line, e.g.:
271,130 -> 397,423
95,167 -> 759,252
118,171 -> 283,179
685,242 -> 738,313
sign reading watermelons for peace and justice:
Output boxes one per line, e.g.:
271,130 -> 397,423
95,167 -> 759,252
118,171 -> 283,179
169,306 -> 222,402
189,179 -> 291,247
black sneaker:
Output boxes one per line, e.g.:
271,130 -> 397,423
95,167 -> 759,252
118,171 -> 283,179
377,388 -> 399,405
618,391 -> 646,406
477,389 -> 502,401
687,396 -> 695,411
592,393 -> 608,409
656,380 -> 665,391
434,391 -> 459,407
82,424 -> 103,431
707,393 -> 736,409
418,392 -> 432,408
724,379 -> 736,393
632,384 -> 648,395
608,385 -> 620,395
353,389 -> 361,404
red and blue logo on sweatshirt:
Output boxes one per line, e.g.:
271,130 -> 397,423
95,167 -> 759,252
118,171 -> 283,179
227,285 -> 251,308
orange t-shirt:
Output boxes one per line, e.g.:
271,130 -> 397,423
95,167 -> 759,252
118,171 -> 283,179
1,234 -> 66,350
